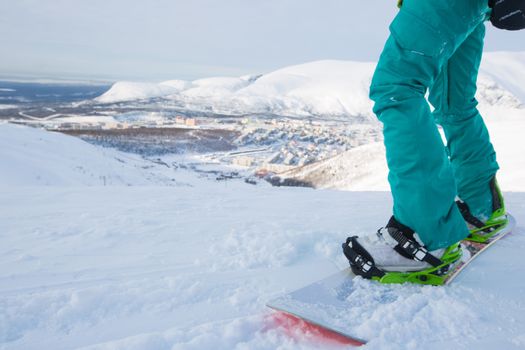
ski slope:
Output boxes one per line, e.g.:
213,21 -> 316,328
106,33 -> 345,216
1,121 -> 525,350
0,124 -> 178,186
2,188 -> 525,350
2,49 -> 525,349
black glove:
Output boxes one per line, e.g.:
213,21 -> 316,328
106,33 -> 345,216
489,0 -> 525,30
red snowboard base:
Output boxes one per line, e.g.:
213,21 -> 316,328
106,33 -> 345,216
269,311 -> 365,347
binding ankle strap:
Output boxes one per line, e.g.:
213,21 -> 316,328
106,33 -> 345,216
456,200 -> 486,229
389,230 -> 443,267
385,217 -> 443,267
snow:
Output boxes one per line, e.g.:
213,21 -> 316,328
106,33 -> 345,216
95,81 -> 183,104
95,52 -> 525,118
0,104 -> 17,110
481,107 -> 525,191
480,51 -> 525,104
236,60 -> 375,117
0,182 -> 351,349
275,103 -> 525,192
0,123 -> 197,186
2,52 -> 525,349
278,142 -> 390,191
50,115 -> 118,124
1,179 -> 525,349
94,60 -> 376,118
1,120 -> 525,349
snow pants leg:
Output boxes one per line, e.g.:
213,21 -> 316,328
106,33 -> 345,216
370,0 -> 494,250
429,24 -> 499,221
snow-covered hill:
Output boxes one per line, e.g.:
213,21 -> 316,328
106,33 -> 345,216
274,105 -> 525,192
481,51 -> 525,103
96,60 -> 376,118
95,52 -> 524,117
277,142 -> 389,191
0,123 -> 197,186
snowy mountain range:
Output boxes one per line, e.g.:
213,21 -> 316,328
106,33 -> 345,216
95,52 -> 525,118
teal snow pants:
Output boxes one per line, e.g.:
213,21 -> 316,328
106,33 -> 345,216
370,0 -> 499,250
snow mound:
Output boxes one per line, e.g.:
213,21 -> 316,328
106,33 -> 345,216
235,60 -> 375,117
274,106 -> 525,192
476,75 -> 522,109
481,51 -> 525,104
279,142 -> 389,191
0,104 -> 18,110
0,123 -> 175,186
95,81 -> 186,104
264,56 -> 525,193
95,52 -> 525,117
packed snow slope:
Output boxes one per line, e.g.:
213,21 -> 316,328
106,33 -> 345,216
95,51 -> 524,118
0,124 -> 150,186
1,123 -> 525,350
0,123 -> 206,187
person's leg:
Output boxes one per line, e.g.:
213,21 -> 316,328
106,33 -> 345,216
369,0 -> 491,250
429,23 -> 499,220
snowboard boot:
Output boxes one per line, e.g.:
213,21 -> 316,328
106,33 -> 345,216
342,216 -> 463,286
456,176 -> 508,244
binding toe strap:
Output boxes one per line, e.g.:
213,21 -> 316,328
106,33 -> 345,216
342,237 -> 385,279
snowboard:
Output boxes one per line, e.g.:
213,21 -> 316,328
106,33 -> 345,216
266,214 -> 516,346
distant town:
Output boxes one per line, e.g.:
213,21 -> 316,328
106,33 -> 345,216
5,103 -> 382,181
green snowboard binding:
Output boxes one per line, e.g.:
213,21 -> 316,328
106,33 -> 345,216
342,217 -> 463,286
342,177 -> 510,286
375,244 -> 462,286
457,177 -> 509,244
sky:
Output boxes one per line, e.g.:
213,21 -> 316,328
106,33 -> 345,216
0,0 -> 524,82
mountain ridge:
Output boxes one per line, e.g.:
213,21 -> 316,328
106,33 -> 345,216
95,52 -> 524,118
